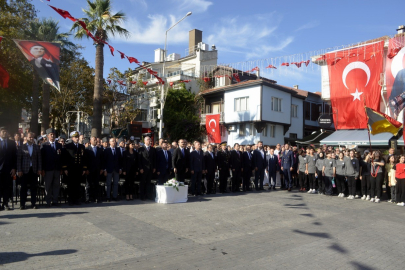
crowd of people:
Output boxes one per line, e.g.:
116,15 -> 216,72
0,125 -> 404,211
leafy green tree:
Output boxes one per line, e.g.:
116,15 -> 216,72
49,50 -> 94,135
71,0 -> 130,138
25,18 -> 76,133
163,83 -> 204,142
0,0 -> 37,133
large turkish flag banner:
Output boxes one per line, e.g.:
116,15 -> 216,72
326,41 -> 384,129
206,114 -> 221,143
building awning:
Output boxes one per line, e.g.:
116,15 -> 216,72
320,130 -> 393,146
296,130 -> 334,145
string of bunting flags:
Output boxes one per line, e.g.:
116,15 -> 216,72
27,0 -> 405,90
46,2 -> 165,85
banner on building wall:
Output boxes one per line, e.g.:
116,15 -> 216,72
206,114 -> 221,143
13,40 -> 61,91
326,41 -> 384,129
386,37 -> 405,120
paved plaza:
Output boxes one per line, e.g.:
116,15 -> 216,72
1,189 -> 405,270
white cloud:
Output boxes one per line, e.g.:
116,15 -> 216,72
129,0 -> 148,8
117,13 -> 192,45
206,13 -> 293,60
175,0 -> 213,13
294,21 -> 319,32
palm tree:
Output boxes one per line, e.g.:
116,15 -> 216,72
71,0 -> 129,137
26,18 -> 76,134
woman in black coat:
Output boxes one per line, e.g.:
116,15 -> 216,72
123,140 -> 138,200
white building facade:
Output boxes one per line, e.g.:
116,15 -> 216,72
201,80 -> 307,146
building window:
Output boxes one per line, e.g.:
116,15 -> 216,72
291,105 -> 298,118
271,97 -> 282,112
311,103 -> 322,121
290,133 -> 297,139
304,101 -> 311,120
239,123 -> 245,136
269,125 -> 275,138
262,125 -> 268,136
234,97 -> 249,112
324,103 -> 331,114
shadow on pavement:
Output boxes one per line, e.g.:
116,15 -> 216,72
329,243 -> 348,253
0,249 -> 77,265
292,229 -> 331,239
350,261 -> 376,270
1,212 -> 88,219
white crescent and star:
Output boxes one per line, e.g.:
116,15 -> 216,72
391,47 -> 405,79
342,61 -> 371,89
208,119 -> 217,130
350,89 -> 363,101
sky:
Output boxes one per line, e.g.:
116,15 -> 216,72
35,0 -> 405,92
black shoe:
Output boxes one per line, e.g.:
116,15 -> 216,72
46,203 -> 51,208
69,202 -> 74,206
85,201 -> 91,204
273,187 -> 276,190
20,205 -> 26,210
52,202 -> 59,207
75,202 -> 81,205
288,188 -> 292,192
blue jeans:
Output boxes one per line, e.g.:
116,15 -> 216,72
106,171 -> 119,199
283,169 -> 292,188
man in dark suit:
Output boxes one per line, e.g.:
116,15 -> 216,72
138,136 -> 156,200
62,131 -> 87,205
172,139 -> 189,182
17,132 -> 41,209
103,138 -> 123,202
156,140 -> 172,185
190,141 -> 205,196
204,144 -> 217,194
14,133 -> 23,149
242,145 -> 253,191
217,142 -> 230,193
41,128 -> 63,207
230,143 -> 243,192
266,148 -> 279,191
0,126 -> 17,211
253,141 -> 266,191
281,143 -> 294,191
85,136 -> 104,203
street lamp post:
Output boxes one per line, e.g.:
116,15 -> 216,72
159,11 -> 192,140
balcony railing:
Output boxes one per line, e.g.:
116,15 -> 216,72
200,112 -> 224,125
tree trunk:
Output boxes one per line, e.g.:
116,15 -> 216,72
41,83 -> 50,134
91,43 -> 104,138
30,71 -> 39,136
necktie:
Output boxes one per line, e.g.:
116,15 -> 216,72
237,151 -> 240,157
164,150 -> 168,161
147,146 -> 150,151
211,152 -> 214,159
93,147 -> 96,156
112,148 -> 115,155
181,148 -> 184,157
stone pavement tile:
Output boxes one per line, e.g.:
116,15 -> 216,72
2,189 -> 405,269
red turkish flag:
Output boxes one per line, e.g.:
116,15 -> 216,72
386,37 -> 405,119
206,114 -> 221,143
326,41 -> 384,129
